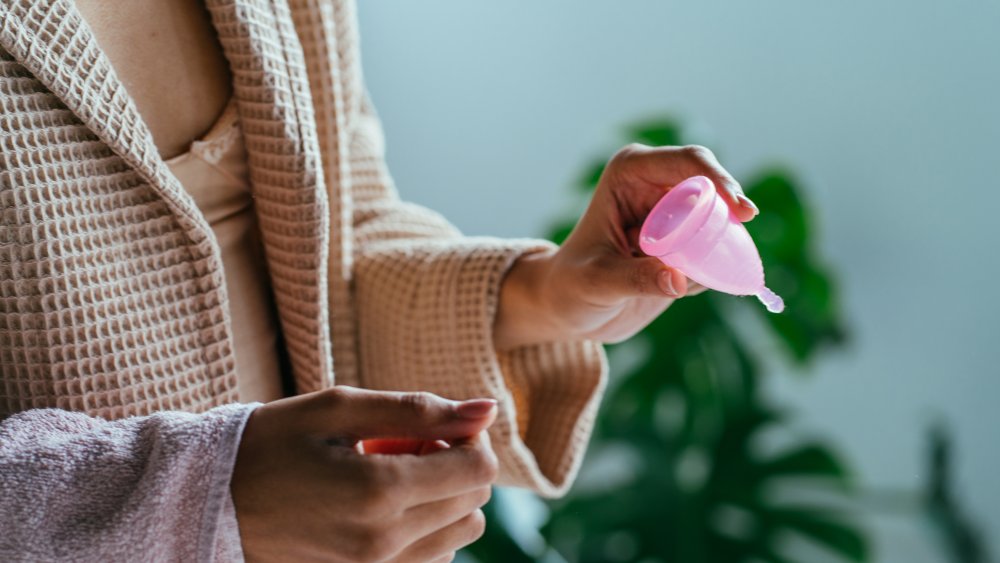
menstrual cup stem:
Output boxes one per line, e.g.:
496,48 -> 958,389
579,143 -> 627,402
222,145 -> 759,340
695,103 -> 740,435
756,287 -> 785,313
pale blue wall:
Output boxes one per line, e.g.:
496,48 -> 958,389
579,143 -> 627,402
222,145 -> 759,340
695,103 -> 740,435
356,1 -> 1000,558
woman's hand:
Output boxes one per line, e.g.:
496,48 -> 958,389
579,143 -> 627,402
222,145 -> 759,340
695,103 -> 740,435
495,144 -> 757,349
231,386 -> 499,563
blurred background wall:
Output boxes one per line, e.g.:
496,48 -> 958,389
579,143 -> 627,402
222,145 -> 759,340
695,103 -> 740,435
356,1 -> 999,560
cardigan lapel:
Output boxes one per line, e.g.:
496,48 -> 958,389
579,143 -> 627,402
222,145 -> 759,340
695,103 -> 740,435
206,0 -> 334,391
0,0 -> 334,391
0,0 -> 219,255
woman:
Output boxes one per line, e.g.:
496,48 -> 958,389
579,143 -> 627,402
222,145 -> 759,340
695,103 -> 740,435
0,0 -> 758,560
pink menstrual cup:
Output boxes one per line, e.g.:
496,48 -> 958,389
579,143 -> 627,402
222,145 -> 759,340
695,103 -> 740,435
638,176 -> 785,313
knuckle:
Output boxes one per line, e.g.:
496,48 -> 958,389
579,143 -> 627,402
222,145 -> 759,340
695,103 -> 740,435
316,386 -> 350,409
612,143 -> 647,164
683,144 -> 714,162
470,446 -> 500,484
465,509 -> 487,543
474,485 -> 493,508
400,391 -> 439,417
621,142 -> 648,154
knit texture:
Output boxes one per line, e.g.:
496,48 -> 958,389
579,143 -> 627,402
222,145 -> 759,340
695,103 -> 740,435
0,0 -> 605,526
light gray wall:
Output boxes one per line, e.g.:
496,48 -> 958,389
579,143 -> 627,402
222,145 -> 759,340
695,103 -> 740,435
356,0 -> 1000,556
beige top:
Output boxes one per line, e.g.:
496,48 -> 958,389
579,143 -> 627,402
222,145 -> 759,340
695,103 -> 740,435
165,98 -> 284,404
0,0 -> 607,498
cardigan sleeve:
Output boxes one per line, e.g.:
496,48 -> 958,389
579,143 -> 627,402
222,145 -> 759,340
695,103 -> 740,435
0,404 -> 256,562
346,95 -> 607,498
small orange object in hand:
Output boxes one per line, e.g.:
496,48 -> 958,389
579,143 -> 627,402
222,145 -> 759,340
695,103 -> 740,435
361,438 -> 451,456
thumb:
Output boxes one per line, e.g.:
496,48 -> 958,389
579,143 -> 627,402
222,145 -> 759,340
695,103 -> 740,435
301,386 -> 498,442
594,255 -> 687,299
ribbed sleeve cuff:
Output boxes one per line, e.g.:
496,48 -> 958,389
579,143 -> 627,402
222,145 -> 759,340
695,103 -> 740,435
355,237 -> 607,498
495,339 -> 606,497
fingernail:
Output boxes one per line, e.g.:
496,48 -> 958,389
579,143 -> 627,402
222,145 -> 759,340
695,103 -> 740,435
670,269 -> 688,297
737,194 -> 760,216
658,270 -> 678,297
456,399 -> 498,419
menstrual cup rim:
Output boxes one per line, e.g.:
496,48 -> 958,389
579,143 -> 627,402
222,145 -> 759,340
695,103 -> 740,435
638,175 -> 717,257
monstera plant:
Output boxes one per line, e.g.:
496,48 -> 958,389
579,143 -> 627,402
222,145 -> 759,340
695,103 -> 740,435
464,117 -> 869,563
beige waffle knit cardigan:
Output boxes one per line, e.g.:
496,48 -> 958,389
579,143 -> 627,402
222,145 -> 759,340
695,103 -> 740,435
0,0 -> 607,559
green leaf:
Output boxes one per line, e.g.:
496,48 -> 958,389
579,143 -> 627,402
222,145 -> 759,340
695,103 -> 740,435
724,538 -> 800,563
756,444 -> 852,485
765,509 -> 870,562
743,169 -> 848,364
547,220 -> 576,245
527,115 -> 866,563
576,160 -> 605,193
625,118 -> 685,147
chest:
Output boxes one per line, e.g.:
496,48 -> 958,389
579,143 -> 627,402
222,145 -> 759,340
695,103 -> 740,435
0,0 -> 356,416
72,0 -> 232,160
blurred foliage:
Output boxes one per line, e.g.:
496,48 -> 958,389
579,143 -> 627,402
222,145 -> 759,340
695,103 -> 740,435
466,116 -> 866,563
925,424 -> 992,563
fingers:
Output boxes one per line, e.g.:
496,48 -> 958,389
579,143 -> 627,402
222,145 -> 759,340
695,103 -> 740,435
659,268 -> 688,298
677,145 -> 757,222
388,509 -> 487,563
233,388 -> 498,563
381,430 -> 499,505
300,386 -> 498,442
338,485 -> 489,562
616,143 -> 758,223
400,486 -> 492,541
589,254 -> 688,300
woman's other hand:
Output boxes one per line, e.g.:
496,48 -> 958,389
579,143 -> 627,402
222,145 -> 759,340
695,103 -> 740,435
495,144 -> 757,349
231,386 -> 498,562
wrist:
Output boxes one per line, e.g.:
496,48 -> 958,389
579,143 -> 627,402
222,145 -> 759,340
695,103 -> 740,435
493,248 -> 561,351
